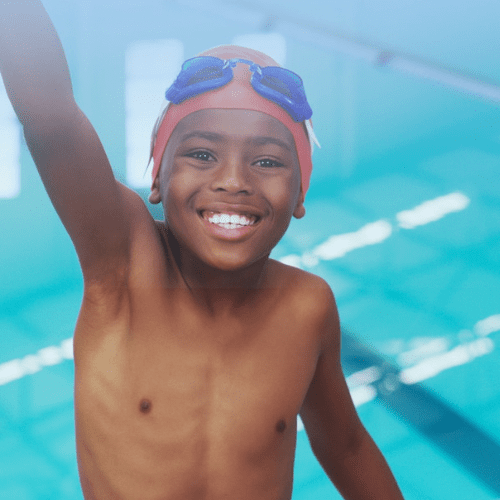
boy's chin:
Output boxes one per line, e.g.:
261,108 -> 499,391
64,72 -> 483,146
203,253 -> 270,274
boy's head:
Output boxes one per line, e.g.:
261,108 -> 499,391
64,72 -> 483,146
147,45 -> 317,271
149,45 -> 317,199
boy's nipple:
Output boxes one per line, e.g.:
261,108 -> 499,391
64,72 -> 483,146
276,419 -> 286,433
139,398 -> 152,414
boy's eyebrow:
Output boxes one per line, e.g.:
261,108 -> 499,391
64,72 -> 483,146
181,131 -> 225,143
180,131 -> 292,151
249,136 -> 292,151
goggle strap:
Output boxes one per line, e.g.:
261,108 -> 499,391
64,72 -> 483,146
305,119 -> 321,152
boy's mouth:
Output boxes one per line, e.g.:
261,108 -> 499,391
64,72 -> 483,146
199,210 -> 260,229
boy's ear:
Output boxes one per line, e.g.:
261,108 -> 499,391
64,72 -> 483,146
148,175 -> 161,204
293,186 -> 306,219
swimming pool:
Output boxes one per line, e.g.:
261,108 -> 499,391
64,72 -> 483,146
1,0 -> 499,498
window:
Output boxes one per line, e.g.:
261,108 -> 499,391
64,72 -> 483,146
125,39 -> 184,188
0,80 -> 21,199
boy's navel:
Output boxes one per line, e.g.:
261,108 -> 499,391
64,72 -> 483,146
139,398 -> 152,414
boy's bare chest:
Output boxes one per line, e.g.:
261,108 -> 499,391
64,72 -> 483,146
73,289 -> 321,497
76,298 -> 319,425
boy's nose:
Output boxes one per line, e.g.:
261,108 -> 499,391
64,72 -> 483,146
210,159 -> 253,194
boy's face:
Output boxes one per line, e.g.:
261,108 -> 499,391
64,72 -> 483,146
149,108 -> 305,272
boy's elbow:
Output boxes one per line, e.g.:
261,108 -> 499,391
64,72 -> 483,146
311,421 -> 368,471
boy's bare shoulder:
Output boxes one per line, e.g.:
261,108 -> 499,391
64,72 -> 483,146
268,259 -> 337,319
269,260 -> 340,357
269,258 -> 332,290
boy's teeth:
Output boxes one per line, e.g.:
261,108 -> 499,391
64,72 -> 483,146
204,211 -> 256,226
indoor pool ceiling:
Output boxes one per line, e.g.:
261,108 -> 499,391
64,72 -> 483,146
165,0 -> 500,176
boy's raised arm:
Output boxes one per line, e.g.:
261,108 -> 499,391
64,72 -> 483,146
0,0 -> 132,283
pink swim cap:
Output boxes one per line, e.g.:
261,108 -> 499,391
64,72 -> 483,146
151,45 -> 314,196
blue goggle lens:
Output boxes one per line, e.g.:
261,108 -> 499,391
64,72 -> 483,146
182,57 -> 225,86
258,71 -> 295,100
165,57 -> 312,122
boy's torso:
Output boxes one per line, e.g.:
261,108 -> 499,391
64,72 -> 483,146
73,209 -> 325,500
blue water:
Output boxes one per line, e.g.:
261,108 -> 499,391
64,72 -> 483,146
1,0 -> 500,498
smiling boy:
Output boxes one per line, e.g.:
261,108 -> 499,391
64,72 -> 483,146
1,1 -> 404,499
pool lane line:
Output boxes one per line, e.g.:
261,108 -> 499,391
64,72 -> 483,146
341,328 -> 500,496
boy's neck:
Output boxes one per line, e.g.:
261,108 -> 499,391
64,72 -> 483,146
163,224 -> 271,317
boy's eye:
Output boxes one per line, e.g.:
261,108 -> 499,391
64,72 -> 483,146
256,158 -> 283,168
186,151 -> 214,161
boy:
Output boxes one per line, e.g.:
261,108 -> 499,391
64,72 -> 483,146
0,1 -> 404,499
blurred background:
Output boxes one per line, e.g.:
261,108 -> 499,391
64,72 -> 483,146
1,0 -> 499,498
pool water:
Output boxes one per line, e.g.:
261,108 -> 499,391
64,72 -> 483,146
1,0 -> 499,498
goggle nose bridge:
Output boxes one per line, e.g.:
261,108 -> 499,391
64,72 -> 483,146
225,58 -> 263,75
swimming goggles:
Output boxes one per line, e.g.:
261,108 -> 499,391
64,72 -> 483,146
165,56 -> 313,123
